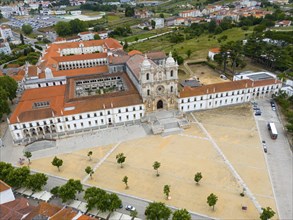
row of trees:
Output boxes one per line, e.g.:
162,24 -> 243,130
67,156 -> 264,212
0,76 -> 17,119
55,19 -> 87,37
0,161 -> 48,192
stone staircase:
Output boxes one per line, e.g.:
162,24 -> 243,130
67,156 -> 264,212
143,110 -> 190,136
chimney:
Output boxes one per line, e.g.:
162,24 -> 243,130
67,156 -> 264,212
103,104 -> 105,109
207,88 -> 209,94
17,116 -> 20,123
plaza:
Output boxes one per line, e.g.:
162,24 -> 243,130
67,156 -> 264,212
27,104 -> 278,219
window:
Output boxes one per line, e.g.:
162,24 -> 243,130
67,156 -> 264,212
81,122 -> 84,127
171,86 -> 173,93
72,116 -> 75,120
95,120 -> 98,124
14,125 -> 17,129
87,114 -> 90,118
89,121 -> 91,126
67,125 -> 70,129
170,70 -> 173,77
100,112 -> 103,116
126,108 -> 128,112
140,106 -> 142,110
133,107 -> 135,111
107,111 -> 110,115
50,120 -> 53,124
74,124 -> 77,128
29,123 -> 33,127
23,124 -> 26,128
59,126 -> 63,130
58,118 -> 61,123
119,116 -> 122,121
65,118 -> 68,122
94,113 -> 97,117
140,113 -> 142,117
147,89 -> 150,96
126,115 -> 129,120
17,133 -> 20,137
36,122 -> 39,126
33,101 -> 50,109
146,73 -> 150,80
101,119 -> 104,123
118,109 -> 121,113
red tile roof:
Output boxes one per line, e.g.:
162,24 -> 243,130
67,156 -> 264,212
28,66 -> 38,77
179,79 -> 281,98
52,52 -> 107,63
24,202 -> 62,220
1,198 -> 33,220
209,48 -> 220,53
128,50 -> 142,56
50,207 -> 77,220
0,180 -> 11,192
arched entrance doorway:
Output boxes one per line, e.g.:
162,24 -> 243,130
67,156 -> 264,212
157,100 -> 163,109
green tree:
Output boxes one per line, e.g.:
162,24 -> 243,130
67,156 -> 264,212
94,34 -> 101,40
153,161 -> 161,176
0,76 -> 18,101
0,162 -> 14,182
163,185 -> 170,199
186,49 -> 192,59
69,19 -> 87,34
151,20 -> 156,29
58,179 -> 83,203
159,13 -> 164,18
260,207 -> 275,220
25,173 -> 48,192
24,151 -> 32,164
51,156 -> 63,171
55,21 -> 72,37
7,166 -> 30,188
130,210 -> 138,220
85,166 -> 94,179
125,6 -> 134,17
106,193 -> 122,218
0,87 -> 10,119
122,175 -> 129,189
208,19 -> 217,33
145,202 -> 172,220
172,209 -> 191,220
194,172 -> 202,185
116,153 -> 126,168
87,151 -> 93,161
22,24 -> 33,35
20,33 -> 25,45
207,193 -> 218,210
84,187 -> 106,211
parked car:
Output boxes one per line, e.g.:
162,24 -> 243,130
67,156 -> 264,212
125,205 -> 136,211
253,107 -> 260,110
270,100 -> 275,107
272,106 -> 276,111
262,140 -> 267,153
255,110 -> 262,116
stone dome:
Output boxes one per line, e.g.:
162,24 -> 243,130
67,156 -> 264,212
166,52 -> 175,65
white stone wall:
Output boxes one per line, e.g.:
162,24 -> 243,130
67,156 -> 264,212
178,82 -> 282,112
9,104 -> 145,142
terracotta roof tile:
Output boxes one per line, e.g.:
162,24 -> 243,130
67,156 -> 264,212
1,198 -> 33,220
146,51 -> 167,59
209,48 -> 220,53
0,180 -> 11,192
128,50 -> 142,56
109,55 -> 130,64
50,207 -> 77,220
28,66 -> 38,77
179,79 -> 281,98
52,53 -> 107,63
24,202 -> 61,220
52,66 -> 108,78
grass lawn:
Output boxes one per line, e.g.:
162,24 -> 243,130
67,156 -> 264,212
128,27 -> 251,60
107,14 -> 121,22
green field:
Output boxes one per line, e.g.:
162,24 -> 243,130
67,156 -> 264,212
128,27 -> 252,60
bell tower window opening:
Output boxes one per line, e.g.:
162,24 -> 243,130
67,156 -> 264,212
146,73 -> 150,80
170,70 -> 173,77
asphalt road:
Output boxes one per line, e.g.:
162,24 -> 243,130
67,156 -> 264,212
253,98 -> 293,220
36,171 -> 211,220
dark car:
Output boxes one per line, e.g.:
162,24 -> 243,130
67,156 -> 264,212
255,110 -> 262,116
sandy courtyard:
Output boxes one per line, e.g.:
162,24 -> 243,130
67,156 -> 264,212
29,104 -> 278,219
188,64 -> 229,85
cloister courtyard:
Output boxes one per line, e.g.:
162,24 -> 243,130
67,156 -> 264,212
28,104 -> 278,219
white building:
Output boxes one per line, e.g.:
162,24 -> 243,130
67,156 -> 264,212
8,39 -> 283,144
0,42 -> 12,55
208,48 -> 220,61
150,18 -> 165,29
78,32 -> 95,41
0,26 -> 13,40
0,181 -> 15,205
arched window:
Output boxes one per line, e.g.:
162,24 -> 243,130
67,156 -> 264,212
146,73 -> 150,80
170,86 -> 173,93
170,70 -> 174,77
147,89 -> 150,96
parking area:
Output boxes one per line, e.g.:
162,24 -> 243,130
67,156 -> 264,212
8,15 -> 61,30
253,98 -> 293,220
